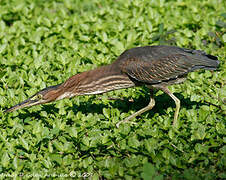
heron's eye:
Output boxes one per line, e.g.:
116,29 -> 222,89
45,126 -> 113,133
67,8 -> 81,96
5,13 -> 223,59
37,94 -> 43,99
30,94 -> 43,101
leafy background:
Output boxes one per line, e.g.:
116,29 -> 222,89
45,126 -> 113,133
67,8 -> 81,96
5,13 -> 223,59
0,0 -> 225,179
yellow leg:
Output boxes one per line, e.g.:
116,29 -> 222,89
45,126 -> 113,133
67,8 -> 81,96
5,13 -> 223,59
116,91 -> 155,128
159,87 -> 180,126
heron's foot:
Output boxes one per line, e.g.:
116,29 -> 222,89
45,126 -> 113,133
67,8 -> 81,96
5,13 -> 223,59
173,116 -> 179,128
172,100 -> 180,128
116,118 -> 137,128
116,91 -> 155,128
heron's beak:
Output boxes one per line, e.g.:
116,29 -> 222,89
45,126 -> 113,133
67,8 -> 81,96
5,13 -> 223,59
4,84 -> 62,113
4,97 -> 43,113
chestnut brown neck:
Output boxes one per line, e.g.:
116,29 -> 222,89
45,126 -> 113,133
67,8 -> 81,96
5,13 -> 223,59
58,64 -> 135,98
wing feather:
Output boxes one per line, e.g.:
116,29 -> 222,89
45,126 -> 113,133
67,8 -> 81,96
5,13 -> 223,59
120,54 -> 193,84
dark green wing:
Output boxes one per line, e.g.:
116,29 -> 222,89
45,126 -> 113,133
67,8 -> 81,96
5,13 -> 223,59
120,54 -> 193,84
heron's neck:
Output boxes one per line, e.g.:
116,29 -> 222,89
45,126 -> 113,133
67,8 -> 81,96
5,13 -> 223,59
57,64 -> 135,99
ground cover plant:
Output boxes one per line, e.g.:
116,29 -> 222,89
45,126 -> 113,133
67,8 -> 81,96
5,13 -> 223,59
0,0 -> 225,179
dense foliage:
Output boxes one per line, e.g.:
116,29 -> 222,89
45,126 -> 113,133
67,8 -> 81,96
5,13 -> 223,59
0,0 -> 225,179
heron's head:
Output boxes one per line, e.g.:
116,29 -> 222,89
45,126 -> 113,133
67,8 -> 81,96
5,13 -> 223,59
4,84 -> 62,113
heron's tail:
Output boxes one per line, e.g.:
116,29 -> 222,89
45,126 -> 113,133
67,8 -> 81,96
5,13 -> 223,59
187,50 -> 220,71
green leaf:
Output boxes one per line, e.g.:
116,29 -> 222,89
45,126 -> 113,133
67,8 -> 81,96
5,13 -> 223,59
0,71 -> 6,78
53,141 -> 64,152
20,137 -> 29,151
0,44 -> 7,54
221,13 -> 226,19
128,136 -> 140,148
103,108 -> 110,119
42,158 -> 52,169
222,34 -> 226,43
50,154 -> 62,165
162,148 -> 170,160
67,127 -> 78,138
216,122 -> 225,135
13,156 -> 18,169
1,151 -> 10,168
141,163 -> 157,180
191,124 -> 207,140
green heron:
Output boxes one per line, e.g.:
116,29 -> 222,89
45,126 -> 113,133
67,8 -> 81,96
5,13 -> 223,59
4,45 -> 219,127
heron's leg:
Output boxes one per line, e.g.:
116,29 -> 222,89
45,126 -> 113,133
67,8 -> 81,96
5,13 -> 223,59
159,86 -> 180,126
116,90 -> 155,128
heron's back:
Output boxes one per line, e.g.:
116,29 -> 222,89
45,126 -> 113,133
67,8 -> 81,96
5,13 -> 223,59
116,45 -> 219,85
